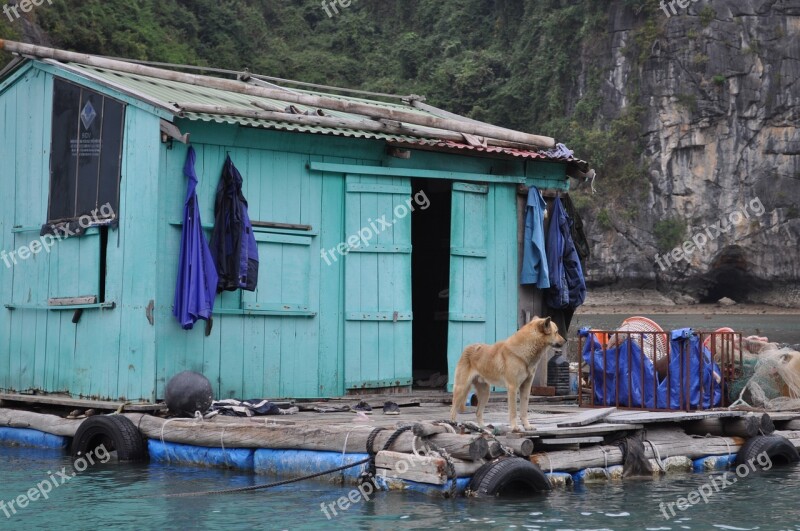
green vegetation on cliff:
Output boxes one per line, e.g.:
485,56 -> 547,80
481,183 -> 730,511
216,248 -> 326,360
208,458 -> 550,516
4,0 -> 662,209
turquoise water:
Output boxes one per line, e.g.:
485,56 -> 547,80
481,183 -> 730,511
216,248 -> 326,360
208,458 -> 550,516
2,445 -> 800,530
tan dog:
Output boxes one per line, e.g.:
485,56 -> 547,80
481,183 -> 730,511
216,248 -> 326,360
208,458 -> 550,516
449,317 -> 565,432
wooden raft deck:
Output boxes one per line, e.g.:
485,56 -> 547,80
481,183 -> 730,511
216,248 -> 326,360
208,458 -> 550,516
4,393 -> 800,486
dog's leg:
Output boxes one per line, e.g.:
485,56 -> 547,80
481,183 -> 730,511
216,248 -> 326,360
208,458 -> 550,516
519,374 -> 535,431
473,380 -> 491,427
450,375 -> 472,422
506,385 -> 520,432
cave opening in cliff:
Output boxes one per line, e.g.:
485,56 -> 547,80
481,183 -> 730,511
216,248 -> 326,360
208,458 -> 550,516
699,246 -> 757,303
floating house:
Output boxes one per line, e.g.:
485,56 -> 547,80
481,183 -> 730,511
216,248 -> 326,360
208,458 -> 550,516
0,41 -> 587,403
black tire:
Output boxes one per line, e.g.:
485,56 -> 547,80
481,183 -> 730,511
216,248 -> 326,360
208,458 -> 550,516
468,457 -> 551,497
734,434 -> 799,468
71,415 -> 147,462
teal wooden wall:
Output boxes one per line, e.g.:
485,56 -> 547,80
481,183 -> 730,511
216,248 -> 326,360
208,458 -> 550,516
1,63 -> 568,402
154,124 -> 393,399
0,66 -> 160,401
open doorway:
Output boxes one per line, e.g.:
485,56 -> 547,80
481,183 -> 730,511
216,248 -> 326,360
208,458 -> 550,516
411,179 -> 451,389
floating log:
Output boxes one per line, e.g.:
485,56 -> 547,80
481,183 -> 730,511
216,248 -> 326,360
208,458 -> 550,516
375,450 -> 486,483
530,429 -> 760,473
779,420 -> 800,431
0,408 -> 486,461
684,416 -> 761,438
413,422 -> 455,437
486,441 -> 504,459
684,414 -> 775,438
496,437 -> 534,457
123,414 -> 489,460
0,408 -> 84,437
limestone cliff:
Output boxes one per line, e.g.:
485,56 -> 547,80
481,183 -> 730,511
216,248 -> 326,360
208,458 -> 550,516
582,0 -> 800,306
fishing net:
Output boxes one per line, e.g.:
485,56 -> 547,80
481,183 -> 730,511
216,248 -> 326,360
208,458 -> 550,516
730,348 -> 800,411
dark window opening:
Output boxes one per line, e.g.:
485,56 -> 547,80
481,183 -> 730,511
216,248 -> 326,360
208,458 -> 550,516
98,226 -> 109,303
411,178 -> 452,388
48,78 -> 125,225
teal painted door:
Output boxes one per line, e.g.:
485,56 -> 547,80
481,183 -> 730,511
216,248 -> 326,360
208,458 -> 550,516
344,174 -> 413,390
447,183 -> 490,389
446,182 -> 519,390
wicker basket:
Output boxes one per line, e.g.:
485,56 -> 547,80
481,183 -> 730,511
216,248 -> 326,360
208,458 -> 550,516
607,316 -> 669,361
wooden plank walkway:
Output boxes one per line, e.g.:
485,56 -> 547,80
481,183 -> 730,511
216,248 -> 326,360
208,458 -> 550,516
0,393 -> 166,412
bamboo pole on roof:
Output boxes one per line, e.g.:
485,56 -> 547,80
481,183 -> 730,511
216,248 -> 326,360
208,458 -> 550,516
0,40 -> 556,149
177,102 -> 536,150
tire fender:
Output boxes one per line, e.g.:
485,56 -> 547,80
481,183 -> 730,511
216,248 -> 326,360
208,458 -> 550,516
734,434 -> 799,469
71,415 -> 147,463
468,456 -> 551,497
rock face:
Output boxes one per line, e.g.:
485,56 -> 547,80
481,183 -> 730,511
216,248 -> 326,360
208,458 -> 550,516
584,0 -> 800,306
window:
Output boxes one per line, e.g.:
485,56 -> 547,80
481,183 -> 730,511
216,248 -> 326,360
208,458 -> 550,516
48,78 -> 125,224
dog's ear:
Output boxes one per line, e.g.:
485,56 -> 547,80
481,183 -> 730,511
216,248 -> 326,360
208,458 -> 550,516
539,317 -> 552,333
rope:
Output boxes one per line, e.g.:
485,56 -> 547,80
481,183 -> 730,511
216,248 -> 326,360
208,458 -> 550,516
704,434 -> 733,459
143,425 -> 414,499
599,447 -> 610,479
141,457 -> 372,499
423,436 -> 458,498
411,436 -> 425,457
644,440 -> 665,472
729,382 -> 752,409
220,426 -> 228,468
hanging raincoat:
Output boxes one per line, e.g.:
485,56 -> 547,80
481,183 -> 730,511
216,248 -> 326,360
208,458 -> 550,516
173,147 -> 219,330
546,196 -> 586,309
210,155 -> 259,293
521,186 -> 550,288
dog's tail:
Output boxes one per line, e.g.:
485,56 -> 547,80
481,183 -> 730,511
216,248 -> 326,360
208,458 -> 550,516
450,345 -> 479,418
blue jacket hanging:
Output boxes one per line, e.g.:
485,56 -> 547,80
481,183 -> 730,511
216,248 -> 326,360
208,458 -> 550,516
173,147 -> 219,330
546,196 -> 586,309
521,187 -> 550,288
210,155 -> 259,292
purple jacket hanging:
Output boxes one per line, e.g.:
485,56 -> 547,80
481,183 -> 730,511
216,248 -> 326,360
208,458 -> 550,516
173,147 -> 219,330
210,155 -> 259,292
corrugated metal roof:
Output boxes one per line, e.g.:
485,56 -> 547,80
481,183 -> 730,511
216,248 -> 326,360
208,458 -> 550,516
48,61 -> 567,161
59,63 -> 447,144
390,139 -> 562,161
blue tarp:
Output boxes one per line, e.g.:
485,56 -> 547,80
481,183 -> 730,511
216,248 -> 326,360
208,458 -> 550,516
0,428 -> 68,449
148,439 -> 255,470
581,328 -> 722,410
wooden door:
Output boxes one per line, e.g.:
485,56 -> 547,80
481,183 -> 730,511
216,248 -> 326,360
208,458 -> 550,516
343,174 -> 413,390
446,182 -> 518,391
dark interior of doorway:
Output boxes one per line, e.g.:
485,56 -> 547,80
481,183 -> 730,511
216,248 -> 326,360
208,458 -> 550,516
411,178 -> 451,389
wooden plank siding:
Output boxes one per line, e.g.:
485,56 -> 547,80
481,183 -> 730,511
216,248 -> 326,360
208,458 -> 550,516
153,126 -> 388,400
0,68 -> 160,401
1,65 -> 568,402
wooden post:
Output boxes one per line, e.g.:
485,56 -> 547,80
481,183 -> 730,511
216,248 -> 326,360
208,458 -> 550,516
683,416 -> 761,438
497,437 -> 535,457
